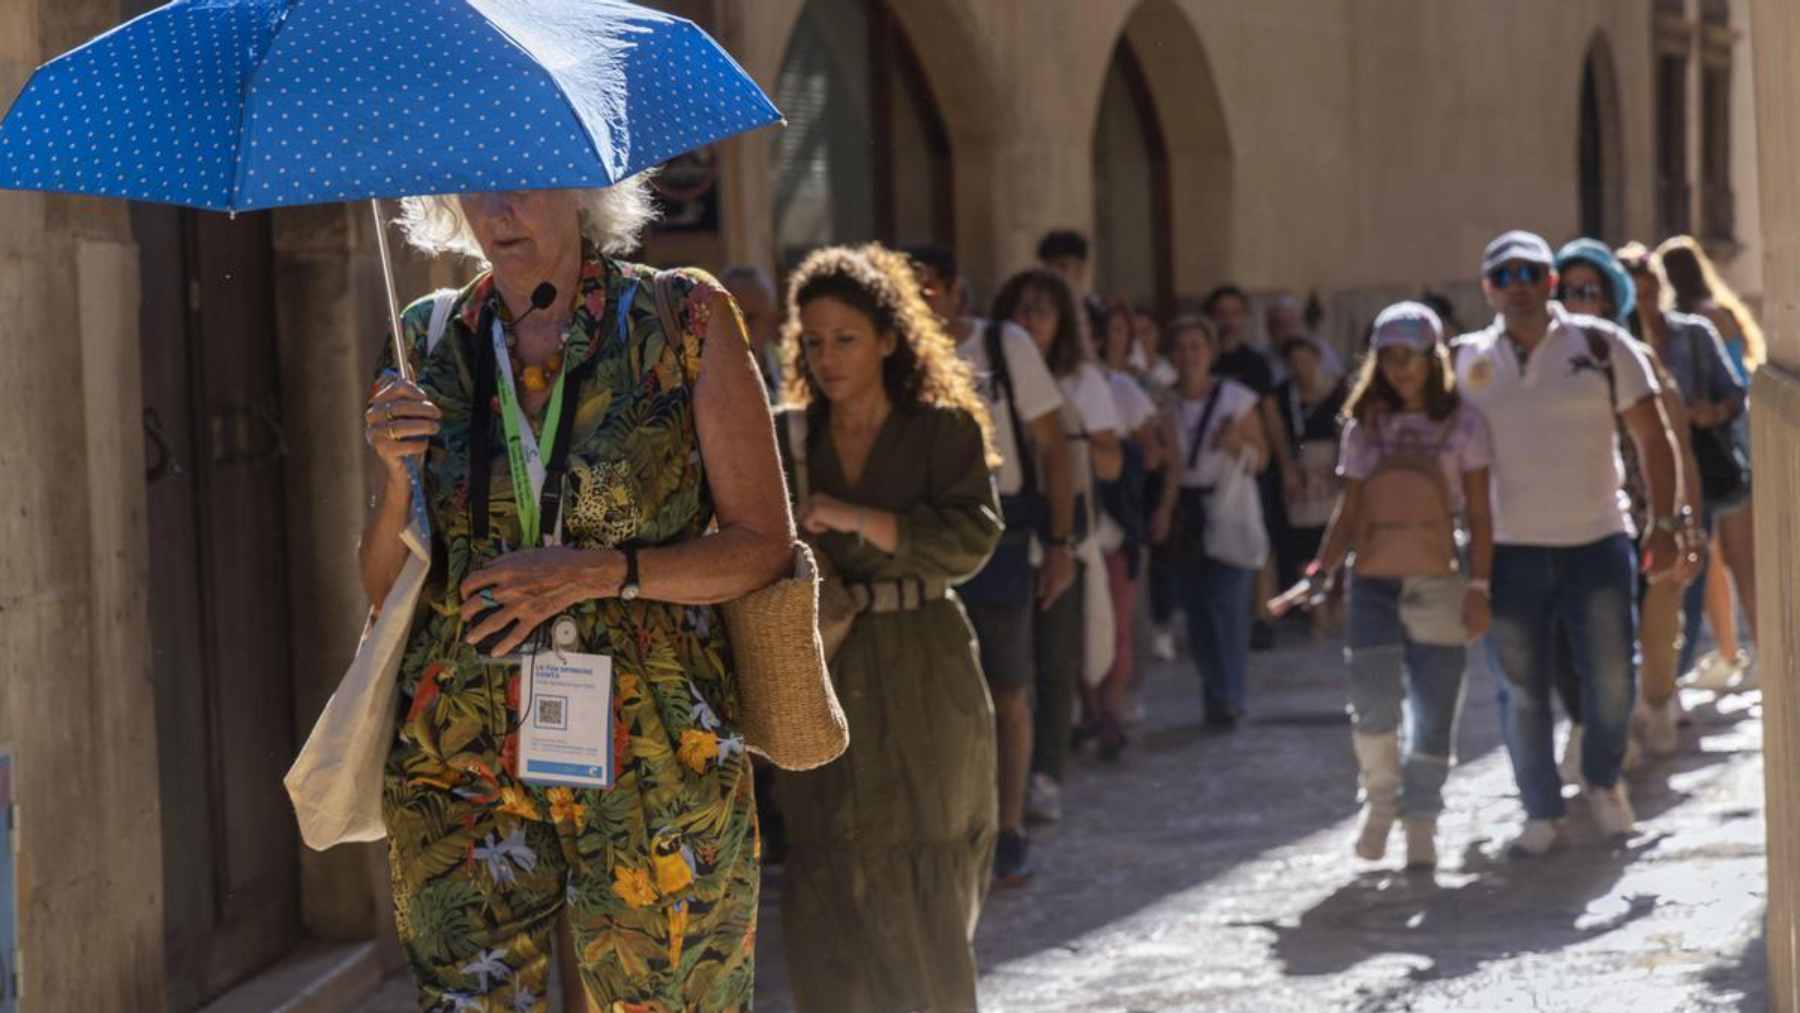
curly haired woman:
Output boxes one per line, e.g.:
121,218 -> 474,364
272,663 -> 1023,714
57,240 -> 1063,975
772,244 -> 1003,1012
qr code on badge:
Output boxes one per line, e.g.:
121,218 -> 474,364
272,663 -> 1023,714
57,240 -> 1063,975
535,695 -> 567,730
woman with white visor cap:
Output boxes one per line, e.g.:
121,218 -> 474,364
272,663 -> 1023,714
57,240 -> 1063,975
1271,301 -> 1495,869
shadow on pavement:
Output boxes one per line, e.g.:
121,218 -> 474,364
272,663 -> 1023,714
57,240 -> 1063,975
1251,684 -> 1760,1004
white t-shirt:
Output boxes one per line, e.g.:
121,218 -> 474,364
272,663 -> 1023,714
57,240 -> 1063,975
956,318 -> 1063,496
1172,379 -> 1260,488
1105,367 -> 1158,433
1453,304 -> 1659,546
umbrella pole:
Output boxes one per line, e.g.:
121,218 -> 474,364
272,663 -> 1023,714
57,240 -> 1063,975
370,198 -> 412,383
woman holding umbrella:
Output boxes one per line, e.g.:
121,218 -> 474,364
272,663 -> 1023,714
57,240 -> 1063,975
362,183 -> 792,1010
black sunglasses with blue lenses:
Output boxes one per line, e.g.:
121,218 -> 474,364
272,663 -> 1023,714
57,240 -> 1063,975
1487,263 -> 1547,288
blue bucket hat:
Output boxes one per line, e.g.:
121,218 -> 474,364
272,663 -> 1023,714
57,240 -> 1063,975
1554,238 -> 1636,326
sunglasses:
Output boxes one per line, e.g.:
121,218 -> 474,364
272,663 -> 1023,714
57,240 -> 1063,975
1487,263 -> 1547,289
1562,283 -> 1608,303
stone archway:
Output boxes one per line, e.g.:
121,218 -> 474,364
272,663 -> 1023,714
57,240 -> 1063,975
1103,0 -> 1234,300
1578,32 -> 1626,243
1092,38 -> 1171,314
765,0 -> 998,273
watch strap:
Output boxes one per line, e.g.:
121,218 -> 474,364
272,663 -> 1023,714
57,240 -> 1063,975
621,545 -> 641,597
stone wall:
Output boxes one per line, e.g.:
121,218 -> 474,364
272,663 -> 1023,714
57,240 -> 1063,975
0,2 -> 166,1007
1748,0 -> 1799,1007
698,0 -> 1761,337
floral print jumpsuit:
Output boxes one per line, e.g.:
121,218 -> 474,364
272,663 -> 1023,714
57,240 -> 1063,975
378,249 -> 758,1012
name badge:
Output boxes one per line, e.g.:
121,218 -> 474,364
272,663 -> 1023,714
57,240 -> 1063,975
517,649 -> 616,790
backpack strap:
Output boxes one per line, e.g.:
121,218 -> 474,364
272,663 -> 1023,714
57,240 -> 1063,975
986,320 -> 1040,496
1581,324 -> 1619,416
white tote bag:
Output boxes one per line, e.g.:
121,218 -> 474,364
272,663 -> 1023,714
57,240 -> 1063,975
285,290 -> 456,851
1204,450 -> 1270,571
1078,537 -> 1116,689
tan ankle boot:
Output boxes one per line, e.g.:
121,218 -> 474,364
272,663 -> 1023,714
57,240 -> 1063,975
1404,818 -> 1438,869
1352,732 -> 1402,860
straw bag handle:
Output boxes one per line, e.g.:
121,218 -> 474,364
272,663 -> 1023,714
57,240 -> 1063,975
786,410 -> 810,506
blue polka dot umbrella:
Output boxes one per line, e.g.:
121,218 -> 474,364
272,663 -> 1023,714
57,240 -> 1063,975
0,0 -> 783,373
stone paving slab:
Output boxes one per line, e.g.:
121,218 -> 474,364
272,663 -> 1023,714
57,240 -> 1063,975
359,627 -> 1769,1012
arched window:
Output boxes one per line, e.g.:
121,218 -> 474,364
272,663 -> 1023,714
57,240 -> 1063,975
1093,40 -> 1172,313
771,1 -> 953,270
1578,37 -> 1624,243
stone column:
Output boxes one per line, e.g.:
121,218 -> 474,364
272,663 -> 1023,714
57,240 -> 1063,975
1748,1 -> 1800,1008
0,3 -> 166,1006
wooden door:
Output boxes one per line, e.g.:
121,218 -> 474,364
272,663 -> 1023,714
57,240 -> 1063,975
138,204 -> 299,1011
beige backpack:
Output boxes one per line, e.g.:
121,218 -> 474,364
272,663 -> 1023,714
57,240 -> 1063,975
1352,412 -> 1459,578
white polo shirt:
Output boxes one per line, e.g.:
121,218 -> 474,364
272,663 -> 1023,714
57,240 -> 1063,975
1453,303 -> 1659,547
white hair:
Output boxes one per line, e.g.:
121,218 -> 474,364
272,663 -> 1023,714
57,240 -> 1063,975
395,175 -> 660,263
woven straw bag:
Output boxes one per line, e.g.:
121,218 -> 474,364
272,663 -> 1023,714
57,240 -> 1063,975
720,542 -> 850,770
650,273 -> 849,770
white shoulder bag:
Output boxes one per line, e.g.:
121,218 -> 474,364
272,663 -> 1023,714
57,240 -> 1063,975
286,290 -> 457,850
1204,448 -> 1271,571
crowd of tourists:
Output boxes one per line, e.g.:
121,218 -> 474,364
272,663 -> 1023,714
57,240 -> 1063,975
713,224 -> 1764,1009
359,179 -> 1762,1012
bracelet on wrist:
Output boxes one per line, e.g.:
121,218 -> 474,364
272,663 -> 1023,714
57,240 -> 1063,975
1467,578 -> 1491,596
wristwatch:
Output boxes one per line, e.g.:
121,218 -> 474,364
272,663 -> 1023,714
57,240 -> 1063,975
618,546 -> 641,601
1651,508 -> 1689,535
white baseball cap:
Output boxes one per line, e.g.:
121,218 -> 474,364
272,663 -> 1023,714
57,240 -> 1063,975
1481,230 -> 1555,274
1370,301 -> 1443,351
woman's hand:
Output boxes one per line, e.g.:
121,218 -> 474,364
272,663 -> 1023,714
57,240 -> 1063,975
1212,414 -> 1242,454
1268,579 -> 1313,619
1462,587 -> 1492,640
797,493 -> 861,536
1037,544 -> 1075,609
1150,502 -> 1175,545
1675,523 -> 1707,586
460,547 -> 621,657
1281,463 -> 1304,503
366,378 -> 442,475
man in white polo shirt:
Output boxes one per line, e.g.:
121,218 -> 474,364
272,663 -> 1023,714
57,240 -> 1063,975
1454,230 -> 1684,856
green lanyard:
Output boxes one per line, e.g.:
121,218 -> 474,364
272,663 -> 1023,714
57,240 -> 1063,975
491,317 -> 570,547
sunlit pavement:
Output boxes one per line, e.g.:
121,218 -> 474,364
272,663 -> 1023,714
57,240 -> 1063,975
355,625 -> 1766,1012
755,628 -> 1768,1013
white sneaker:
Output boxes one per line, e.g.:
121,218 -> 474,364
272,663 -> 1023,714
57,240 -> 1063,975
1736,649 -> 1759,691
1026,773 -> 1062,824
1641,697 -> 1681,756
1508,819 -> 1561,858
1690,649 -> 1747,691
1588,783 -> 1636,839
1558,724 -> 1586,790
1150,627 -> 1177,662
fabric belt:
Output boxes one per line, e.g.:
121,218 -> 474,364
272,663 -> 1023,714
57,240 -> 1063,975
844,576 -> 948,614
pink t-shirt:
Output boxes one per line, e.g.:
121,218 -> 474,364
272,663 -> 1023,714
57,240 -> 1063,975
1337,405 -> 1493,512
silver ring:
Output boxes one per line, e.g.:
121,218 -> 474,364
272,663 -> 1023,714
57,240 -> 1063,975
384,403 -> 395,422
479,588 -> 498,606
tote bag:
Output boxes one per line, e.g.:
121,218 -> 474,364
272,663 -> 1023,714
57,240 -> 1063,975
1204,449 -> 1270,570
286,289 -> 458,850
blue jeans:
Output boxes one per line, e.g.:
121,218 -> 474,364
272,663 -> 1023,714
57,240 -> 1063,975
1345,575 -> 1469,817
1487,535 -> 1639,819
1178,557 -> 1255,717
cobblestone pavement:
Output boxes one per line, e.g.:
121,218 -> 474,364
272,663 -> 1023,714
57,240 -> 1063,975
359,625 -> 1769,1012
